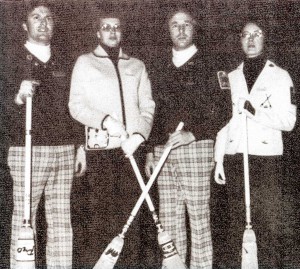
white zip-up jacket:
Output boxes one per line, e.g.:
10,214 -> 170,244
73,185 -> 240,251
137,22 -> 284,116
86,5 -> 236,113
215,60 -> 296,162
69,45 -> 155,149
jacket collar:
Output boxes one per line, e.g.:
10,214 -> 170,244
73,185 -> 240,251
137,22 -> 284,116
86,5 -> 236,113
93,45 -> 130,60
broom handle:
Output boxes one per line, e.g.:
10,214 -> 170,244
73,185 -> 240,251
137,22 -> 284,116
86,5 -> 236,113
128,156 -> 155,212
119,122 -> 184,237
243,114 -> 251,227
24,96 -> 32,223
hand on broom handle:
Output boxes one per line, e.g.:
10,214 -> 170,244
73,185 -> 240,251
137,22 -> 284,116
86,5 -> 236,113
15,96 -> 35,268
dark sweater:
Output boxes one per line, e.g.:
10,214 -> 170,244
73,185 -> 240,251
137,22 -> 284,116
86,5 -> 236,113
147,50 -> 232,150
4,46 -> 84,146
243,55 -> 266,92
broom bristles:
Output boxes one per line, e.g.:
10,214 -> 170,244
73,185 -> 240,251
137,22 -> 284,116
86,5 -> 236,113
241,229 -> 258,269
93,236 -> 124,269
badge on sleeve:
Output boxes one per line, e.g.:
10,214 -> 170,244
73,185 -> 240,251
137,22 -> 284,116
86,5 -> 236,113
290,86 -> 297,105
217,71 -> 230,90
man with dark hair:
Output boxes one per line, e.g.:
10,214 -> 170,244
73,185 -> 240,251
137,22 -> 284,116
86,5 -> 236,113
5,1 -> 85,268
145,9 -> 231,268
69,10 -> 155,269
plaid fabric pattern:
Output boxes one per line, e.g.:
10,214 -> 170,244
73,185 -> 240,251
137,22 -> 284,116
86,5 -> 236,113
9,145 -> 75,269
154,140 -> 214,269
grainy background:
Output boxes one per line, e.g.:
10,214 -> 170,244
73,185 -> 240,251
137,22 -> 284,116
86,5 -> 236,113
1,0 -> 299,268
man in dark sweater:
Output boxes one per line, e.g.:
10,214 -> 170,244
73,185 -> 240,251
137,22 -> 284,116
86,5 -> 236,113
4,1 -> 85,268
145,8 -> 231,269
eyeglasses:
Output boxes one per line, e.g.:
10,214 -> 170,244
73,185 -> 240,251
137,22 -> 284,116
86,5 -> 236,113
170,22 -> 193,31
240,30 -> 263,39
100,24 -> 121,32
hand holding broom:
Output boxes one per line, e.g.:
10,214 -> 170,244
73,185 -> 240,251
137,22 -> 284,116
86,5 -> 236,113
15,94 -> 36,269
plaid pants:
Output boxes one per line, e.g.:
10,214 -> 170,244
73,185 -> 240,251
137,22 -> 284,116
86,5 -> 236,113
8,145 -> 75,269
154,140 -> 214,269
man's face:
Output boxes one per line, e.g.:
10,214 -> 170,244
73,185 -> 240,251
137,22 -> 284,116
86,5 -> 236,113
240,23 -> 264,58
169,12 -> 195,51
22,6 -> 54,46
97,18 -> 122,48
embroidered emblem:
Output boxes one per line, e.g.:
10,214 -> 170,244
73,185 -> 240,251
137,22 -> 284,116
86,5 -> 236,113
26,54 -> 33,61
256,87 -> 267,92
260,94 -> 272,108
52,71 -> 66,77
217,71 -> 230,89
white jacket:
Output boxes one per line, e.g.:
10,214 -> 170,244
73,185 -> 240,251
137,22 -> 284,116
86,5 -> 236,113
69,45 -> 155,149
215,60 -> 296,162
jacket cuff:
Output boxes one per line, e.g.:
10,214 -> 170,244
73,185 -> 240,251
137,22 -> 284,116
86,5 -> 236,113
101,114 -> 110,130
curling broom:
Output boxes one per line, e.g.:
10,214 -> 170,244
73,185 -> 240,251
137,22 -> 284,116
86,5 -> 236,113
93,122 -> 184,269
241,114 -> 258,269
15,95 -> 35,269
128,155 -> 187,269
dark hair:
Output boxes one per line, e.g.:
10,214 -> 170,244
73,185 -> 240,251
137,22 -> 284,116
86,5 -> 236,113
166,7 -> 197,27
22,0 -> 54,23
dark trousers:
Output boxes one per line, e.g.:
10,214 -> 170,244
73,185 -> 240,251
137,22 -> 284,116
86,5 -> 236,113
0,165 -> 13,269
221,154 -> 284,269
72,148 -> 160,269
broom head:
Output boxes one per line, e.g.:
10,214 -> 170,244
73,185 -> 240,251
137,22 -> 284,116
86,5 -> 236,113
158,231 -> 187,269
241,228 -> 258,269
93,236 -> 124,269
15,225 -> 35,269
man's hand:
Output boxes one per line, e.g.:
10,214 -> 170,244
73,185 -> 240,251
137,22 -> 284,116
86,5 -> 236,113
121,134 -> 144,157
166,130 -> 195,149
15,80 -> 40,105
74,145 -> 87,177
145,152 -> 155,178
214,162 -> 226,185
103,116 -> 128,138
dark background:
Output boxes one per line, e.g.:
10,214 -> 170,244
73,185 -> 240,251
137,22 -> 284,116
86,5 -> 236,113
1,0 -> 300,268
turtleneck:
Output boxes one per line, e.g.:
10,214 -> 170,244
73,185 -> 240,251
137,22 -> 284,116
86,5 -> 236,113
101,43 -> 120,65
24,41 -> 51,63
172,44 -> 198,67
243,55 -> 266,92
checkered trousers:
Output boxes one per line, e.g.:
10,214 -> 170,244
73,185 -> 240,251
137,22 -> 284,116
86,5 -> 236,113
154,140 -> 215,269
8,145 -> 75,269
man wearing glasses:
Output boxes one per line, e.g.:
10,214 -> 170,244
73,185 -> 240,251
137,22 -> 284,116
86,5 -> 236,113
145,8 -> 231,269
69,10 -> 155,269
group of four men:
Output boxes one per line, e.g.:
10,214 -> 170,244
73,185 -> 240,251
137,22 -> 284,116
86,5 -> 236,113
1,0 -> 295,269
